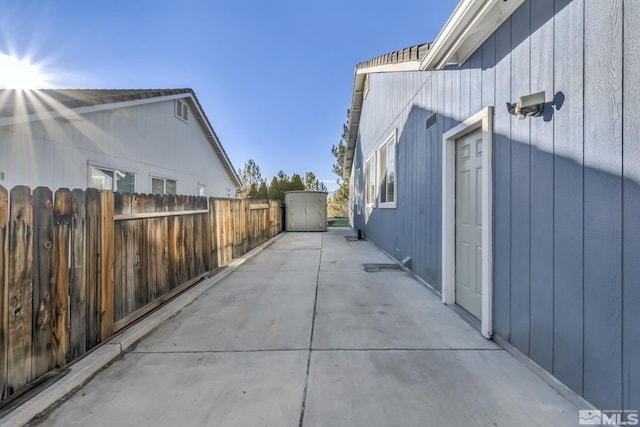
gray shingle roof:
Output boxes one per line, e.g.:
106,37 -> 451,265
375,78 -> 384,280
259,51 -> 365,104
355,43 -> 430,72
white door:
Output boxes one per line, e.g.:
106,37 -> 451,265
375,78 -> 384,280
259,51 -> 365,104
455,129 -> 483,319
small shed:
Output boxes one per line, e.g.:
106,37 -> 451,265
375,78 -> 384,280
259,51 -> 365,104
284,191 -> 327,232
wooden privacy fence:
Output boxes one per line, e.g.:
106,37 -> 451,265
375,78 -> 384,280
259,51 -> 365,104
0,186 -> 282,402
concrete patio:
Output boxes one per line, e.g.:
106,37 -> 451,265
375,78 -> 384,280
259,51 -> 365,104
22,228 -> 580,426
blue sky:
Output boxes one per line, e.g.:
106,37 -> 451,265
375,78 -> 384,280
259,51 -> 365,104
0,0 -> 458,192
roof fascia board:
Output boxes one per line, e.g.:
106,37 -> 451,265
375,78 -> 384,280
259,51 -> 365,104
344,72 -> 364,179
356,61 -> 422,75
420,0 -> 524,70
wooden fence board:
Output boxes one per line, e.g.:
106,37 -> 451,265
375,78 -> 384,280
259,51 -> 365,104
167,196 -> 179,290
85,188 -> 101,349
113,192 -> 124,322
69,189 -> 87,360
145,195 -> 157,303
128,194 -> 141,317
136,194 -> 149,309
176,196 -> 187,286
216,199 -> 231,266
185,201 -> 195,280
99,190 -> 114,341
0,186 -> 9,399
7,186 -> 34,395
244,200 -> 250,253
52,189 -> 71,367
205,198 -> 215,270
232,200 -> 243,259
32,187 -> 54,380
156,194 -> 169,298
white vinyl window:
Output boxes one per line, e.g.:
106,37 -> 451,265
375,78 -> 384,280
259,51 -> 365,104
378,132 -> 396,208
151,176 -> 177,194
198,183 -> 206,197
365,154 -> 376,207
90,166 -> 135,193
175,99 -> 188,122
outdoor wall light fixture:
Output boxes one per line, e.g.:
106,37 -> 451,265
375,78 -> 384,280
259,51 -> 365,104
506,91 -> 546,119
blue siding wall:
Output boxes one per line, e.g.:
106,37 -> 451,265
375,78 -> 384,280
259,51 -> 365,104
623,0 -> 640,411
350,0 -> 638,411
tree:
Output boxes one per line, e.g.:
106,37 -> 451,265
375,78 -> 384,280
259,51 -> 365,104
267,176 -> 280,201
290,174 -> 305,191
256,181 -> 268,199
304,171 -> 328,192
247,183 -> 259,199
328,111 -> 350,217
237,159 -> 263,198
266,170 -> 321,202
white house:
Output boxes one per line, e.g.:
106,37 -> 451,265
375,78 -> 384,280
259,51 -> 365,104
0,88 -> 240,196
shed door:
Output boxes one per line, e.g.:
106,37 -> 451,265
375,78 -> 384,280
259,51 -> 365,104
305,193 -> 326,231
287,193 -> 306,231
455,129 -> 483,319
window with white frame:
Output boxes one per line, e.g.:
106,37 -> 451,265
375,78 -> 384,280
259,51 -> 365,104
378,133 -> 396,207
175,99 -> 188,122
151,176 -> 177,194
365,155 -> 376,206
90,166 -> 135,193
198,183 -> 206,197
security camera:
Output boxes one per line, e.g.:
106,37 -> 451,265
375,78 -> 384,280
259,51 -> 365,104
506,91 -> 546,119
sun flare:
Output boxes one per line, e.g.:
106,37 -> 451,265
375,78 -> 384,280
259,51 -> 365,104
0,53 -> 48,89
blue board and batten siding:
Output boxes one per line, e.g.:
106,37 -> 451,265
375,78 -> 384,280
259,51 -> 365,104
350,0 -> 638,411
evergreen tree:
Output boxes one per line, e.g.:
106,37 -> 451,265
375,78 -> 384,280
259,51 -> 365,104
290,174 -> 305,191
328,111 -> 350,217
248,183 -> 259,199
268,176 -> 281,201
256,181 -> 268,199
304,171 -> 328,192
237,159 -> 264,198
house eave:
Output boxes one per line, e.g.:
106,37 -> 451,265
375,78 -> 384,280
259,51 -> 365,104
343,44 -> 429,180
419,0 -> 525,70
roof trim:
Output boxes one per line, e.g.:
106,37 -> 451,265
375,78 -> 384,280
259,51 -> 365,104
343,44 -> 429,179
419,0 -> 525,70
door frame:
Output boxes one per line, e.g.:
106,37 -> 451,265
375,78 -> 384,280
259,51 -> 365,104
442,106 -> 494,338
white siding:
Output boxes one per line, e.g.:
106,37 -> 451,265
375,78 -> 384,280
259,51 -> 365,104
0,98 -> 236,197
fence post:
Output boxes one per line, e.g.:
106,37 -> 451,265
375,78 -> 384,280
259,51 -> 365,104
0,186 -> 8,399
100,191 -> 115,341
